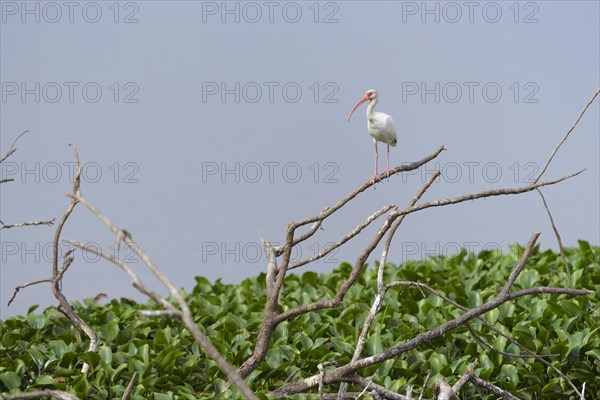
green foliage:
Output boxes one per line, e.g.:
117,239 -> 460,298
1,243 -> 598,399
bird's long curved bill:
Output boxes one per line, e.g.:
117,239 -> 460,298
347,95 -> 370,123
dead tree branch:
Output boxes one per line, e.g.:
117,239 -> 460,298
532,88 -> 599,275
7,278 -> 52,307
7,142 -> 98,374
338,171 -> 441,399
240,143 -> 583,383
469,376 -> 520,400
274,145 -> 447,258
237,146 -> 446,379
392,170 -> 584,219
0,390 -> 81,400
290,204 -> 396,269
0,219 -> 56,230
534,88 -> 599,184
0,130 -> 28,164
49,143 -> 98,375
121,371 -> 139,400
0,130 -> 55,229
69,192 -> 256,399
536,189 -> 570,274
270,232 -> 593,397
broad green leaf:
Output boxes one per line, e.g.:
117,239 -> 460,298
366,334 -> 383,356
26,314 -> 46,330
100,319 -> 119,342
428,353 -> 447,374
0,371 -> 21,390
34,375 -> 54,386
82,351 -> 101,369
99,345 -> 112,364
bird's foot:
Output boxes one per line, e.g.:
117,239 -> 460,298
371,173 -> 381,188
383,167 -> 395,181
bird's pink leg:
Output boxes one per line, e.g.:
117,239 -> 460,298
372,142 -> 380,187
383,144 -> 394,181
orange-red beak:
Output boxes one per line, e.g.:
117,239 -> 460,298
347,94 -> 370,123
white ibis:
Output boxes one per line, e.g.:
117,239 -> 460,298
347,89 -> 398,185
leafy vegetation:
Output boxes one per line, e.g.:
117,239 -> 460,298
1,242 -> 599,399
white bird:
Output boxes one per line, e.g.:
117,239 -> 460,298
347,89 -> 398,185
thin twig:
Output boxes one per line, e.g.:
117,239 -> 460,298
290,204 -> 396,270
452,360 -> 478,393
536,189 -> 570,275
356,380 -> 373,399
7,278 -> 52,306
469,376 -> 521,400
0,390 -> 80,400
0,219 -> 56,230
432,381 -> 458,400
121,372 -> 139,400
534,89 -> 599,184
49,143 -> 98,375
270,286 -> 592,396
379,170 -> 441,289
64,239 -> 179,314
393,170 -> 584,219
339,172 -> 440,400
387,279 -> 581,397
0,130 -> 28,164
418,372 -> 430,400
70,193 -> 256,399
502,232 -> 540,295
276,145 -> 446,258
467,324 -> 554,360
343,375 -> 410,400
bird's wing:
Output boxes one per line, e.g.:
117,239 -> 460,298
371,112 -> 398,146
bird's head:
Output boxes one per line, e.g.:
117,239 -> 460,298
347,89 -> 378,123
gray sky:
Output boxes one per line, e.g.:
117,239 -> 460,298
1,1 -> 599,318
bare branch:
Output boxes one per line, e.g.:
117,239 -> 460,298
534,88 -> 599,184
277,145 -> 446,258
452,360 -> 477,393
467,324 -> 554,360
390,278 -> 582,397
264,239 -> 279,297
70,193 -> 256,399
64,239 -> 179,313
7,278 -> 52,306
0,130 -> 28,164
469,376 -> 521,400
418,372 -> 431,400
0,219 -> 56,230
139,310 -> 181,317
318,362 -> 335,398
380,170 -> 441,286
393,170 -> 584,219
356,380 -> 373,399
270,285 -> 592,397
290,204 -> 396,270
431,381 -> 458,400
343,375 -> 410,400
49,143 -> 97,375
276,212 -> 398,324
339,172 -> 440,399
1,390 -> 80,400
121,372 -> 139,400
536,189 -> 570,275
501,232 -> 540,295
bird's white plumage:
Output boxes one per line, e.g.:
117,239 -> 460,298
368,111 -> 397,147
